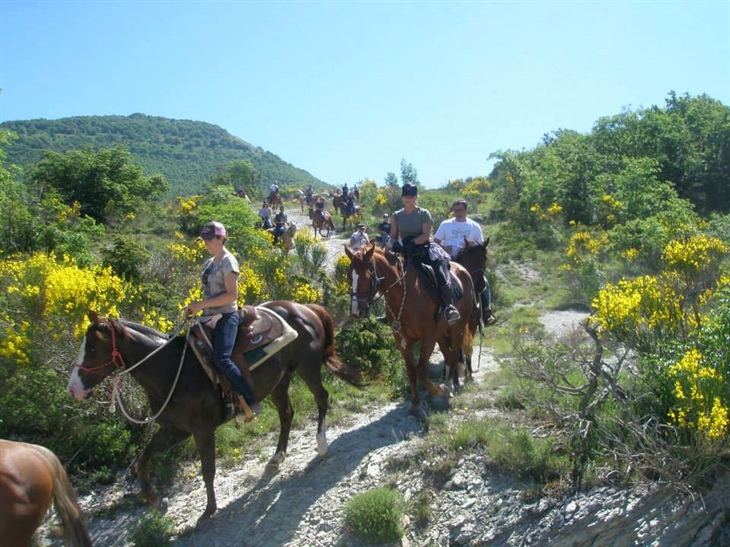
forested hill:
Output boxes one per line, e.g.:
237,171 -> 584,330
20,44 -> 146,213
0,114 -> 325,196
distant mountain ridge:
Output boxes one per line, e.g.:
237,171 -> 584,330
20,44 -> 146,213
0,114 -> 325,196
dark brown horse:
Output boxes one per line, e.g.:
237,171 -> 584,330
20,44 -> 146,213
345,245 -> 479,418
67,302 -> 363,522
453,236 -> 491,382
0,439 -> 92,546
308,206 -> 335,238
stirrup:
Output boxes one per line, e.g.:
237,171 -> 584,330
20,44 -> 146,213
444,306 -> 461,326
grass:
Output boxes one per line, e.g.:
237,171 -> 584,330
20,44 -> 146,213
343,487 -> 405,543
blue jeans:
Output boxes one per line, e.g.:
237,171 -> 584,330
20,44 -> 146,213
212,312 -> 255,404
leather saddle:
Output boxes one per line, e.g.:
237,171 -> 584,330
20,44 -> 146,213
192,305 -> 286,357
409,259 -> 464,303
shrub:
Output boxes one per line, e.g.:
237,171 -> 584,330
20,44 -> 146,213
130,511 -> 176,547
343,487 -> 405,543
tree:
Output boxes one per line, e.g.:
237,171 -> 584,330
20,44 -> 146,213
31,145 -> 169,224
384,172 -> 398,187
400,159 -> 419,187
225,159 -> 258,193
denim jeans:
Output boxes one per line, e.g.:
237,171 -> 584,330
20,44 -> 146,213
212,312 -> 255,404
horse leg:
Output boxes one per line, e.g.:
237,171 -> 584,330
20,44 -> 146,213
268,369 -> 296,466
399,338 -> 426,420
414,336 -> 449,400
133,426 -> 190,512
193,428 -> 218,521
297,361 -> 331,456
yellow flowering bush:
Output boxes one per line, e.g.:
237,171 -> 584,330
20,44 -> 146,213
662,235 -> 726,276
590,275 -> 684,348
668,349 -> 729,439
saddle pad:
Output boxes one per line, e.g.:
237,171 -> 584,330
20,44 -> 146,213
242,308 -> 298,372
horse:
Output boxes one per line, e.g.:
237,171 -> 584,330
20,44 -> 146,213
0,439 -> 92,547
268,222 -> 297,253
309,206 -> 335,238
269,190 -> 282,208
339,199 -> 361,230
67,302 -> 363,522
345,245 -> 479,419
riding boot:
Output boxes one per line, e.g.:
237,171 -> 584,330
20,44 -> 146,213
439,284 -> 461,326
480,288 -> 496,326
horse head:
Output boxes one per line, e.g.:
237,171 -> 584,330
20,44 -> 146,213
67,311 -> 128,400
344,245 -> 381,318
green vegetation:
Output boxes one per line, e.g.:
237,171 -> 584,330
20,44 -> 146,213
1,114 -> 325,196
343,486 -> 405,543
130,511 -> 176,547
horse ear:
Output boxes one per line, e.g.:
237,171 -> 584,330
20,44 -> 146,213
344,245 -> 354,259
484,236 -> 490,247
88,310 -> 99,325
364,245 -> 375,260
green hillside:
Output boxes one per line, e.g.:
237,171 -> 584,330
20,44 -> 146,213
0,114 -> 325,196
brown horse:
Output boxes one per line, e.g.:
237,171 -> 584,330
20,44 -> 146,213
67,302 -> 363,522
308,206 -> 335,238
345,245 -> 479,418
453,236 -> 491,382
0,439 -> 92,546
268,221 -> 298,253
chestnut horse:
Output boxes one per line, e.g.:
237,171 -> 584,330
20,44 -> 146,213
67,302 -> 363,522
0,439 -> 92,546
345,245 -> 479,418
308,206 -> 335,238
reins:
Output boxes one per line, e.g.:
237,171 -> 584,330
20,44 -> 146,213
82,314 -> 193,425
372,254 -> 407,333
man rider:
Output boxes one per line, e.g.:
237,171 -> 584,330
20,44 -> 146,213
434,199 -> 496,325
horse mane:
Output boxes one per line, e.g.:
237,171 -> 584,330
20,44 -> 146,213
106,317 -> 170,344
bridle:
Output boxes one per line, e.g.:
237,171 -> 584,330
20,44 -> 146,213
350,253 -> 408,333
75,316 -> 191,424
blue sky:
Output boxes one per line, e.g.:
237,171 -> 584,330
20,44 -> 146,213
1,1 -> 728,189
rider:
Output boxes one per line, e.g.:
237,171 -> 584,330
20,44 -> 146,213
377,213 -> 391,247
305,184 -> 314,205
259,201 -> 273,229
272,206 -> 288,245
269,181 -> 279,204
387,183 -> 461,326
186,221 -> 261,422
434,199 -> 496,325
349,223 -> 370,251
342,183 -> 349,199
315,196 -> 325,218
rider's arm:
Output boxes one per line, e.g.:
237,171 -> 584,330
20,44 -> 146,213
187,271 -> 239,315
414,221 -> 432,245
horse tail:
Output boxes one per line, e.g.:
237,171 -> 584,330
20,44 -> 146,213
38,446 -> 92,547
329,216 -> 335,230
306,304 -> 367,388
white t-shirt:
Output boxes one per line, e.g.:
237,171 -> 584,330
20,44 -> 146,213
349,231 -> 370,250
434,218 -> 483,258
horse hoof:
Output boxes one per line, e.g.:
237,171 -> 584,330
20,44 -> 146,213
268,452 -> 286,466
157,497 -> 169,514
408,407 -> 427,422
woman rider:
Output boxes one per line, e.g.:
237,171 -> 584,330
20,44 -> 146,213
186,221 -> 261,422
387,184 -> 461,326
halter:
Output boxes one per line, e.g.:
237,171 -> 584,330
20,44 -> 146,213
76,315 -> 191,425
350,253 -> 408,333
75,322 -> 127,374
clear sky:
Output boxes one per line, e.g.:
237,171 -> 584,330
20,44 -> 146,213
1,1 -> 728,189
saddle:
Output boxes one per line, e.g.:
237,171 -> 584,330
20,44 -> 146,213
191,306 -> 286,361
411,260 -> 464,303
188,305 -> 298,420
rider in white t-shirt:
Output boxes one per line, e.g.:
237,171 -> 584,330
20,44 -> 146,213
434,199 -> 496,325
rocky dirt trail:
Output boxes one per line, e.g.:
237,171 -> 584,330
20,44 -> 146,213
38,207 -> 730,545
